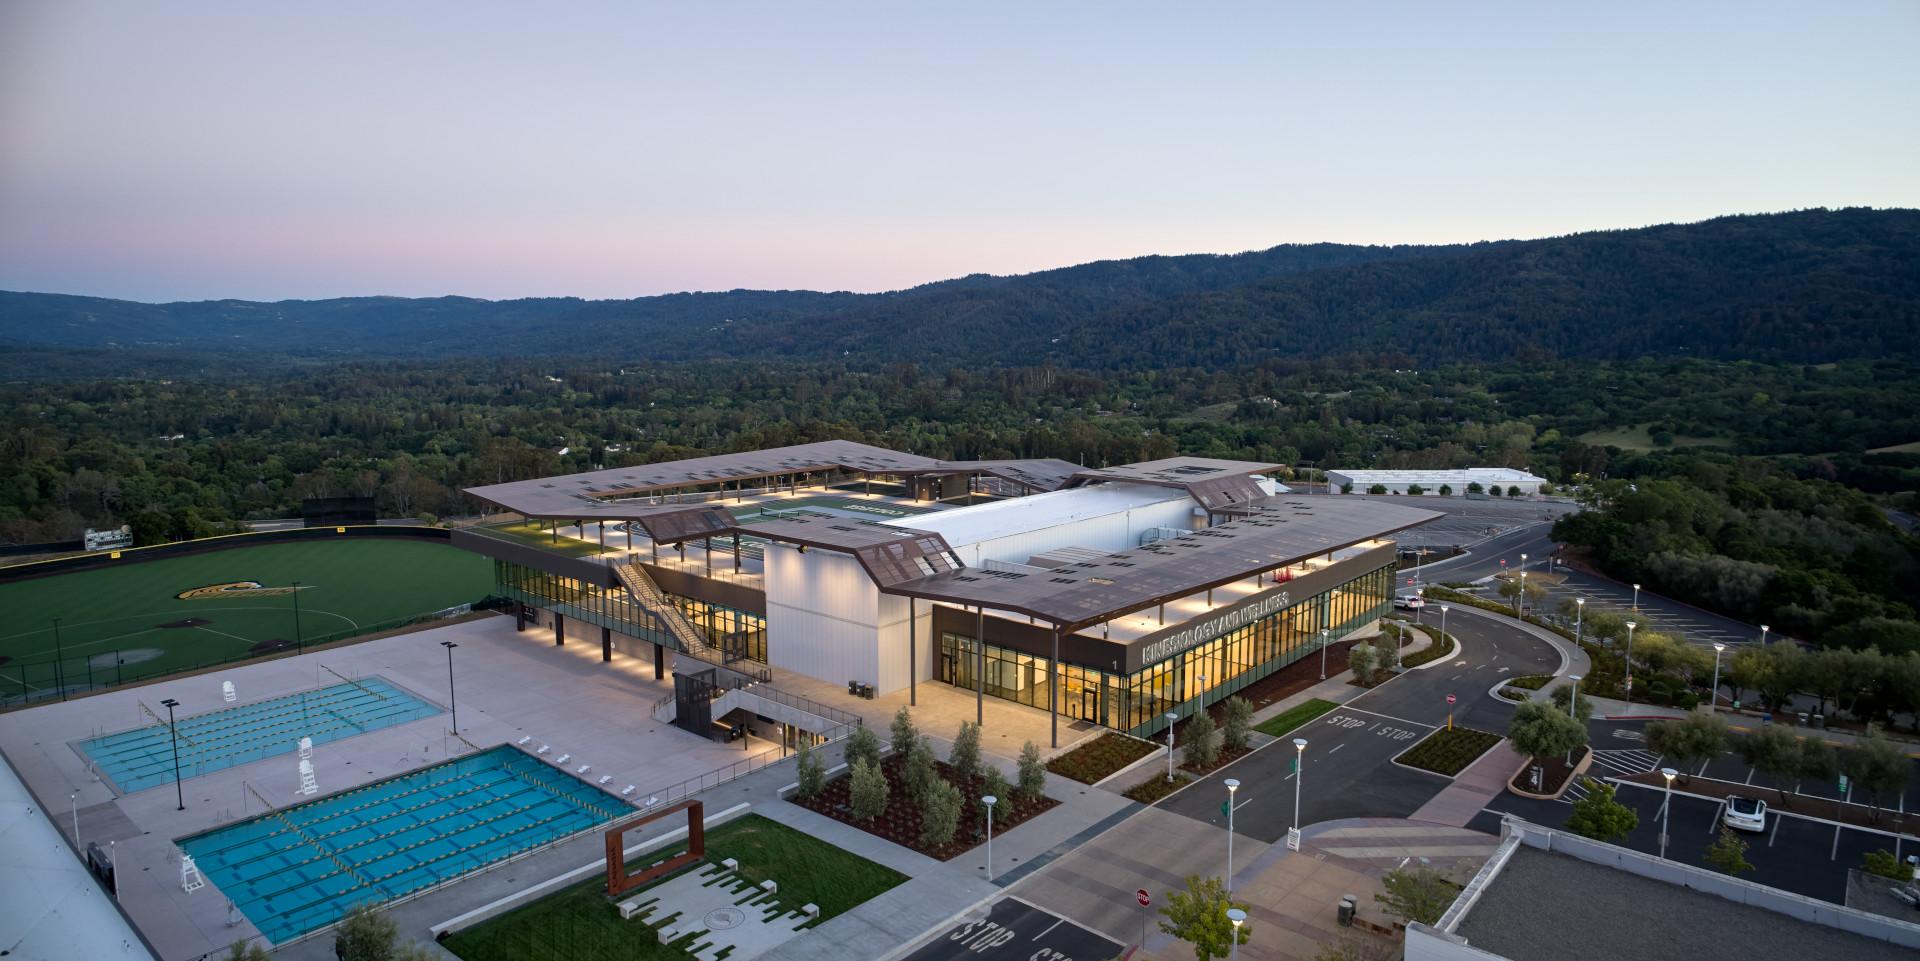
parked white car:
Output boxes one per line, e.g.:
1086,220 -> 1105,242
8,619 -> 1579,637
1723,795 -> 1767,833
1393,595 -> 1426,610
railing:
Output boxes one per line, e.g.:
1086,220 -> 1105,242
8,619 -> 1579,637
612,561 -> 734,668
630,717 -> 858,808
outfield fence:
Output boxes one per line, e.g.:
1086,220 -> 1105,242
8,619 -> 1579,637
0,598 -> 509,711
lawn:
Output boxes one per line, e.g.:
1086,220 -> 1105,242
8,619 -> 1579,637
443,814 -> 906,961
1576,425 -> 1729,451
476,521 -> 613,558
1047,732 -> 1158,784
1254,698 -> 1339,737
0,537 -> 492,700
1395,727 -> 1502,776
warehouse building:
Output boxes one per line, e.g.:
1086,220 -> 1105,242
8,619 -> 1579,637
458,441 -> 1439,740
1327,467 -> 1547,497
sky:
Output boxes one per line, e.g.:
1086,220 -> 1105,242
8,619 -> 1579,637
1,1 -> 1916,303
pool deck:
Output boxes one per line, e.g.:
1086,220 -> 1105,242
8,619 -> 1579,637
0,614 -> 816,961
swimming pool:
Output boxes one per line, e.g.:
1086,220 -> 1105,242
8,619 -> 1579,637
80,677 -> 439,793
179,745 -> 624,944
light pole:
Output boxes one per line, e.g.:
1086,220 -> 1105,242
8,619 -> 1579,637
1414,587 -> 1423,625
291,581 -> 303,652
1165,712 -> 1179,782
1227,908 -> 1246,961
161,697 -> 185,811
1623,621 -> 1638,708
1518,571 -> 1528,618
1632,583 -> 1641,613
1759,624 -> 1769,647
1574,598 -> 1585,647
1659,768 -> 1677,859
1224,778 -> 1240,892
51,617 -> 67,701
1709,643 -> 1726,713
1568,675 -> 1582,718
1319,629 -> 1329,680
1520,553 -> 1528,575
440,640 -> 459,733
71,790 -> 79,842
1291,738 -> 1308,835
1437,605 -> 1448,661
982,795 -> 997,879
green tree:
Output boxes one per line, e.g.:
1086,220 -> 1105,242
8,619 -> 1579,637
844,724 -> 884,771
848,758 -> 888,821
904,736 -> 939,803
1549,682 -> 1593,718
1565,777 -> 1639,842
1507,485 -> 1522,497
1220,697 -> 1254,754
1488,485 -> 1504,497
1017,741 -> 1048,800
1840,731 -> 1909,822
1348,641 -> 1381,686
949,721 -> 983,785
918,779 -> 962,848
335,903 -> 399,961
794,741 -> 825,799
1738,724 -> 1804,805
1183,710 -> 1219,770
1406,484 -> 1425,496
980,765 -> 1014,825
1374,865 -> 1458,925
1507,699 -> 1588,762
889,706 -> 918,758
1704,828 -> 1755,876
1439,484 -> 1454,496
1466,481 -> 1485,494
1644,711 -> 1728,783
1340,483 -> 1354,494
1158,875 -> 1251,961
1368,484 -> 1388,495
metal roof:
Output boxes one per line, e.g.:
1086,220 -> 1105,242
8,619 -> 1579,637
1067,456 -> 1283,490
883,495 -> 1441,630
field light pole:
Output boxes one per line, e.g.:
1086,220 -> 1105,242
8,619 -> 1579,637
1165,712 -> 1179,782
1659,768 -> 1677,859
1319,629 -> 1329,680
982,795 -> 997,879
1623,621 -> 1638,708
1709,643 -> 1726,712
52,617 -> 66,701
161,698 -> 185,811
441,640 -> 459,733
1291,738 -> 1308,834
291,581 -> 303,653
1224,778 -> 1240,892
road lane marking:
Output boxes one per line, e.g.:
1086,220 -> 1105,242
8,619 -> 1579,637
1336,705 -> 1438,729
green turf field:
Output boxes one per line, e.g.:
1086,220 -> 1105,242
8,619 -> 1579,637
0,538 -> 492,702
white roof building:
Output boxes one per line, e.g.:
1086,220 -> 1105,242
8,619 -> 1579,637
1328,468 -> 1546,495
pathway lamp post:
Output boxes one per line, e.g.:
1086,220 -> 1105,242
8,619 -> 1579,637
1659,768 -> 1677,859
1623,621 -> 1638,708
161,698 -> 185,811
982,795 -> 997,879
1759,624 -> 1769,647
1291,738 -> 1308,835
1227,908 -> 1247,961
1319,629 -> 1329,680
1574,598 -> 1585,647
1710,643 -> 1726,713
1632,583 -> 1641,613
1224,778 -> 1240,892
1518,571 -> 1528,618
1165,712 -> 1179,782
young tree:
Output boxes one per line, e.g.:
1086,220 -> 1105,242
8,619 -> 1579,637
1406,484 -> 1425,496
1158,875 -> 1252,961
1340,483 -> 1354,494
918,779 -> 962,848
1506,485 -> 1522,497
1374,865 -> 1458,926
1644,711 -> 1728,783
335,903 -> 399,961
1183,710 -> 1219,770
949,721 -> 983,785
1438,484 -> 1453,497
849,758 -> 888,821
1220,697 -> 1254,754
794,741 -> 825,799
889,705 -> 918,758
1348,642 -> 1381,686
1368,484 -> 1389,495
844,723 -> 884,771
1550,682 -> 1593,718
980,765 -> 1014,825
904,736 -> 939,803
1488,485 -> 1504,498
1704,828 -> 1755,876
1841,731 -> 1909,822
1506,699 -> 1588,762
1017,741 -> 1048,800
1565,777 -> 1639,842
1466,481 -> 1485,494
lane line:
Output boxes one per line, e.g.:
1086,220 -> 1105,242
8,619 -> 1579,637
1335,705 -> 1439,729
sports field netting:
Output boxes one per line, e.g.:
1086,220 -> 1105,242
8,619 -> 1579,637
80,677 -> 440,793
179,745 -> 623,944
0,538 -> 491,705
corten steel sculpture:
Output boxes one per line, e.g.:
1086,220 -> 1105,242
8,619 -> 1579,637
604,799 -> 704,897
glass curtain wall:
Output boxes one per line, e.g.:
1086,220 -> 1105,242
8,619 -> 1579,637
494,560 -> 767,663
935,562 -> 1393,736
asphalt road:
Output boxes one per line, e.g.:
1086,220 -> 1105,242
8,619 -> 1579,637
900,897 -> 1121,961
1157,605 -> 1562,841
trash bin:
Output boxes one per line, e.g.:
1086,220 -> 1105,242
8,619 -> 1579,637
1812,714 -> 1825,729
1338,895 -> 1357,927
1797,712 -> 1809,727
1760,712 -> 1772,725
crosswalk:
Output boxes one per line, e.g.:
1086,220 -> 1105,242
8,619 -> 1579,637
1564,749 -> 1662,803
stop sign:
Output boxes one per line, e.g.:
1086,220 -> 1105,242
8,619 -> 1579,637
1136,889 -> 1151,907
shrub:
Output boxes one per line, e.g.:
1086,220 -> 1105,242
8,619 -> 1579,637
844,724 -> 883,771
1349,642 -> 1381,686
1183,710 -> 1220,770
1438,484 -> 1453,496
1221,697 -> 1253,754
1017,741 -> 1048,800
889,706 -> 917,758
980,765 -> 1014,825
794,741 -> 825,799
1368,484 -> 1389,495
949,721 -> 983,785
918,779 -> 962,848
848,758 -> 888,821
1863,849 -> 1911,880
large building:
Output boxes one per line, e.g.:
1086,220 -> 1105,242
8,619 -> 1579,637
1327,467 -> 1547,496
458,441 -> 1439,740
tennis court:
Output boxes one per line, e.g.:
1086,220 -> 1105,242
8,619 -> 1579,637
0,537 -> 491,703
79,675 -> 441,793
179,744 -> 624,944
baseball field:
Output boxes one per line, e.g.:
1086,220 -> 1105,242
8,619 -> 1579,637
0,537 -> 492,703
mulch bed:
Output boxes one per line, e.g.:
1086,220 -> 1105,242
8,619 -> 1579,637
792,755 -> 1058,860
1180,744 -> 1253,777
1510,748 -> 1588,796
1047,732 -> 1158,784
1616,770 -> 1915,834
1396,727 -> 1501,776
1124,772 -> 1192,804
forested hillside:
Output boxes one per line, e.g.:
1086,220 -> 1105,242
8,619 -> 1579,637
3,208 -> 1914,371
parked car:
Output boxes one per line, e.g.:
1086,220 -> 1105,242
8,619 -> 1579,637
1393,595 -> 1426,610
1723,795 -> 1767,833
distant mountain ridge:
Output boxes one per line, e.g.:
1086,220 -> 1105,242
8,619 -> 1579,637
3,208 -> 1914,369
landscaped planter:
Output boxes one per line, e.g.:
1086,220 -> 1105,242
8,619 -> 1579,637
1046,732 -> 1158,785
1508,746 -> 1592,799
790,755 -> 1058,860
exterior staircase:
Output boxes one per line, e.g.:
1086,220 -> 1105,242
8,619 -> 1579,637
614,560 -> 729,666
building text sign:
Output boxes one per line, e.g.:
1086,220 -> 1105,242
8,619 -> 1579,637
1137,591 -> 1291,666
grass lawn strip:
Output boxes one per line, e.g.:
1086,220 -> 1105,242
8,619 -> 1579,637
1394,727 -> 1502,776
1253,698 -> 1339,738
443,814 -> 906,961
1046,732 -> 1157,784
